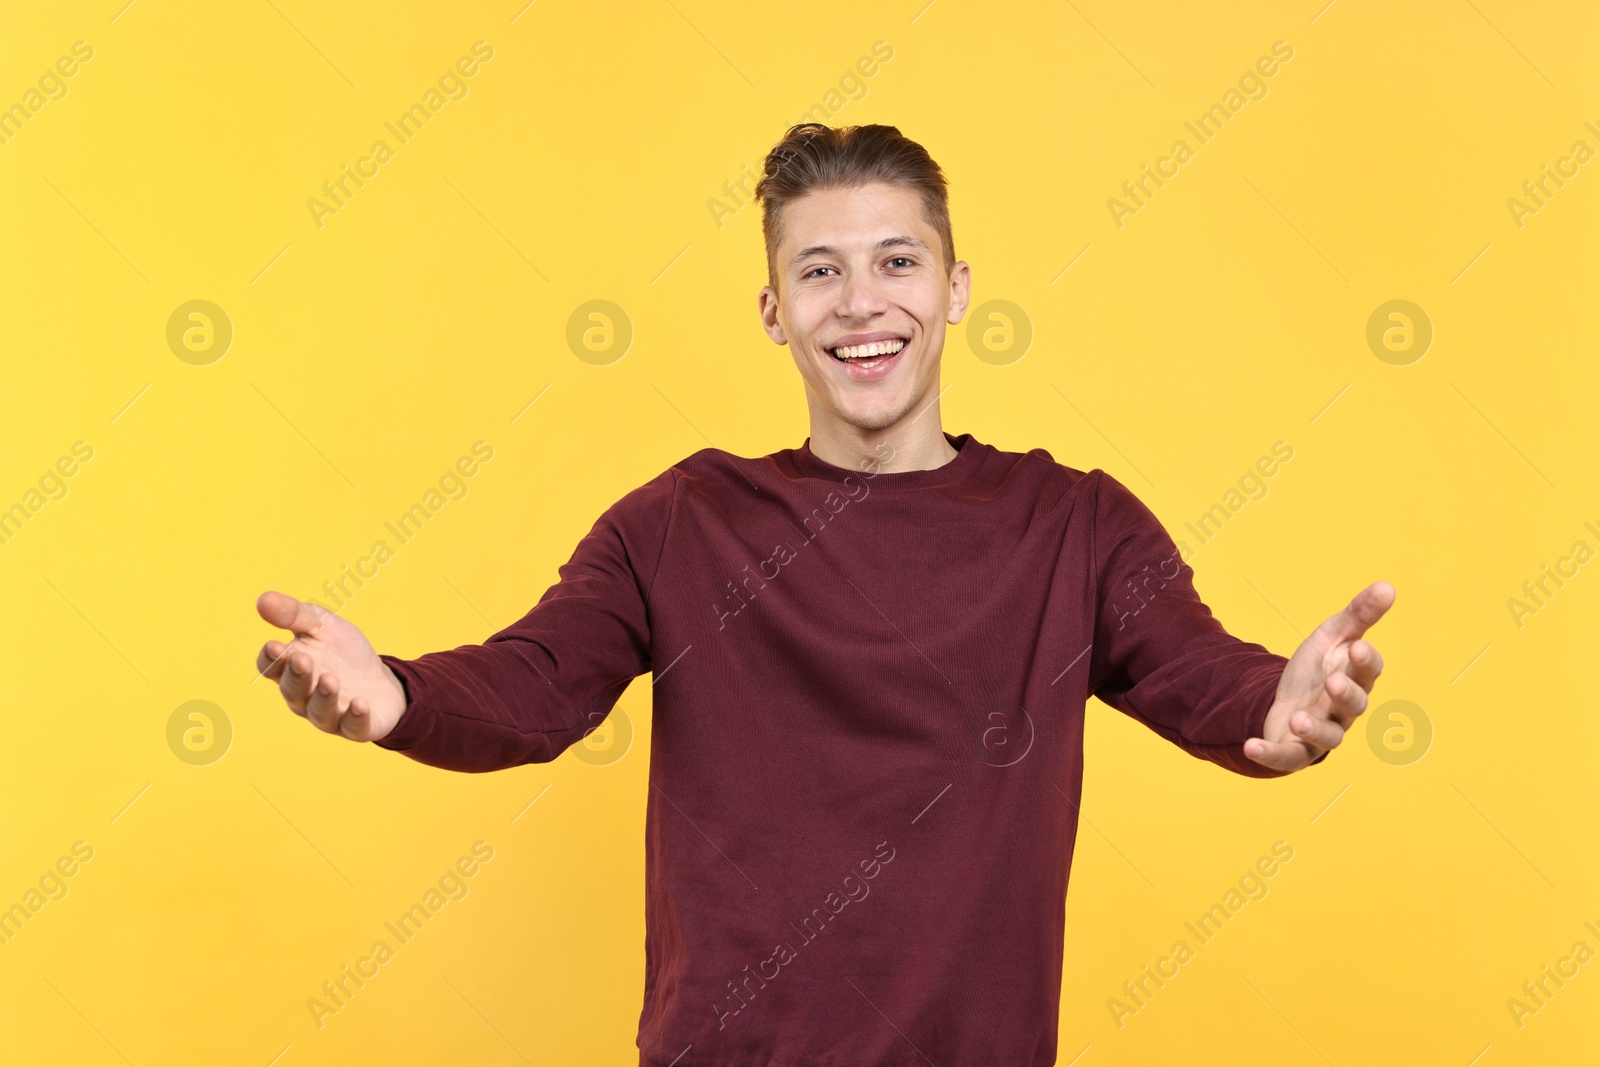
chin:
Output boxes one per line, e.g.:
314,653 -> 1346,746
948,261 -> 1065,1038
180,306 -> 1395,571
838,403 -> 909,433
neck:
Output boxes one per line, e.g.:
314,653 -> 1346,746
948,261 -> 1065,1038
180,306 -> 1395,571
807,415 -> 958,475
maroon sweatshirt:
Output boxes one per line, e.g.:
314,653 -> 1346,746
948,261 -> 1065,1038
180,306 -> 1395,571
375,430 -> 1312,1066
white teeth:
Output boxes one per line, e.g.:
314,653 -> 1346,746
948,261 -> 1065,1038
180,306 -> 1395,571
832,339 -> 906,360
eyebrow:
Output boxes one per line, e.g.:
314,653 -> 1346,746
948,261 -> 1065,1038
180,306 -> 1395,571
791,235 -> 929,265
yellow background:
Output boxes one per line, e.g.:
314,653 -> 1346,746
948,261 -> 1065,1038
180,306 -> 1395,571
1,0 -> 1596,1063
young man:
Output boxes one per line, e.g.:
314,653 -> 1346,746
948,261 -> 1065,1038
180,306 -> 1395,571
255,124 -> 1393,1066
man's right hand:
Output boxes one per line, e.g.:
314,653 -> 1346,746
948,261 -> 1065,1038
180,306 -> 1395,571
255,591 -> 408,742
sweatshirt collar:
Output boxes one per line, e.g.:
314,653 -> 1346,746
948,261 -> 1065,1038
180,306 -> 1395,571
791,431 -> 983,489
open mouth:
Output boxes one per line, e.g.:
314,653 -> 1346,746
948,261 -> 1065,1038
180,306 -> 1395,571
828,337 -> 907,371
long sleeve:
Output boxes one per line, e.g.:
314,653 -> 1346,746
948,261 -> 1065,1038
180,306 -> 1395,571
1085,470 -> 1316,779
372,468 -> 678,772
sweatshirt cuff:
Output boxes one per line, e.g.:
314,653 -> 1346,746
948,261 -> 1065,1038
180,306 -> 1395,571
1200,668 -> 1296,779
1228,675 -> 1329,776
373,654 -> 438,754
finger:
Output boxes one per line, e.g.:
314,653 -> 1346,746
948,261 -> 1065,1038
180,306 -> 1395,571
257,590 -> 333,638
1313,580 -> 1396,646
1326,669 -> 1369,726
1346,639 -> 1384,692
305,671 -> 344,732
257,639 -> 292,682
278,649 -> 317,715
1288,707 -> 1345,752
1244,736 -> 1314,772
339,695 -> 372,741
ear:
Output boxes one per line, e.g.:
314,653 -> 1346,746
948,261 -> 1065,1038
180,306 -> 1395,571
758,284 -> 788,345
946,260 -> 972,325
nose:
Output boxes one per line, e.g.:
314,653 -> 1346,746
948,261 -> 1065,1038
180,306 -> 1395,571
837,264 -> 889,321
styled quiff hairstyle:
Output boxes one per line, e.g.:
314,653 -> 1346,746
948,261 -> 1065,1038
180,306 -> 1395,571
753,123 -> 956,290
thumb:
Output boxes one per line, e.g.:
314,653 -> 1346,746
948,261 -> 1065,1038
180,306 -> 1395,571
256,590 -> 332,638
1317,580 -> 1396,644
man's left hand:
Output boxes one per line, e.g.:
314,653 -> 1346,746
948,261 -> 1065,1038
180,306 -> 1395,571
1246,580 -> 1396,773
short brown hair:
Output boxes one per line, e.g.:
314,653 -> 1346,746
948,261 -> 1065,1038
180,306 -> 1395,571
753,123 -> 955,289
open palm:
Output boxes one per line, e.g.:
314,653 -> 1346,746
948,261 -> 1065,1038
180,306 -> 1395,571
254,591 -> 407,741
1246,581 -> 1395,772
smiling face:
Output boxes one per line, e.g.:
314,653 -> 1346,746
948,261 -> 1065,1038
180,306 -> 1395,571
758,181 -> 970,437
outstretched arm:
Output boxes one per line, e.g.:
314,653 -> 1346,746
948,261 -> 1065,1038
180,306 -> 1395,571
252,468 -> 677,772
1086,471 -> 1392,779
